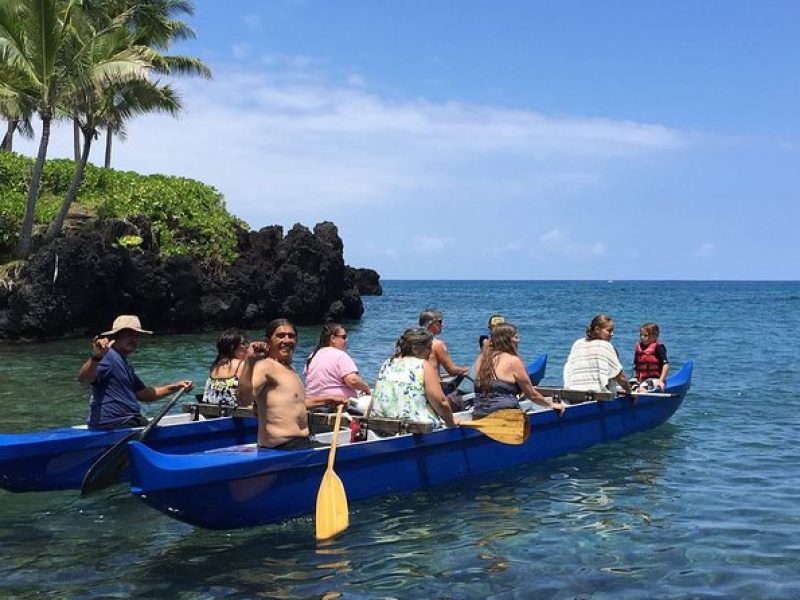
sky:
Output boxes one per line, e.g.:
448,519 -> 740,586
14,1 -> 800,279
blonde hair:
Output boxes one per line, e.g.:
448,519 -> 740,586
586,314 -> 614,341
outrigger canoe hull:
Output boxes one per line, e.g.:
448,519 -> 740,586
0,416 -> 258,493
128,361 -> 693,530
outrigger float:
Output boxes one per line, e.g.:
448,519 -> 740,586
126,361 -> 693,530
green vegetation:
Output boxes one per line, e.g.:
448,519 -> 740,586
0,0 -> 211,257
0,151 -> 245,265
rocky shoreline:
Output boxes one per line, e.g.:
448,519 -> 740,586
0,217 -> 381,341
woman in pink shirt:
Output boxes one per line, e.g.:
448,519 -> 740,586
304,323 -> 371,402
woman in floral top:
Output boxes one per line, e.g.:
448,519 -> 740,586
201,329 -> 247,406
370,328 -> 456,427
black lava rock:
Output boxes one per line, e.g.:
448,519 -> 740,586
0,218 -> 374,341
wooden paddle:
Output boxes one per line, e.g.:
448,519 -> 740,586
459,408 -> 531,445
315,404 -> 349,540
80,387 -> 188,496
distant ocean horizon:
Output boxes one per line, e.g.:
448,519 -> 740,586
2,279 -> 799,598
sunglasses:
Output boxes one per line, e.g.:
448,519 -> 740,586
333,333 -> 348,340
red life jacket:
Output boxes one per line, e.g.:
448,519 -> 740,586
634,341 -> 663,380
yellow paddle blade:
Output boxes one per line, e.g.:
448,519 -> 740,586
315,469 -> 349,540
315,404 -> 349,541
460,408 -> 531,445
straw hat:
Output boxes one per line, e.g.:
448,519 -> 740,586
101,315 -> 153,336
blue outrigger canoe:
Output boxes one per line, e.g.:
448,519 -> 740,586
0,355 -> 548,494
127,360 -> 692,530
0,415 -> 259,493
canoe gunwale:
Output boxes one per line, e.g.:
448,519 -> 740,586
129,360 -> 691,496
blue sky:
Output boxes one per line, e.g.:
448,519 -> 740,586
15,1 -> 800,279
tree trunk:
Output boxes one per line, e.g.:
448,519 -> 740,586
104,126 -> 113,168
44,127 -> 94,243
73,118 -> 81,162
1,120 -> 16,152
16,116 -> 52,258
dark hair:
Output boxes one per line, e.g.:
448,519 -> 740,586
210,329 -> 246,371
586,314 -> 614,341
265,318 -> 296,339
393,327 -> 433,360
476,322 -> 519,392
418,309 -> 443,329
306,322 -> 344,368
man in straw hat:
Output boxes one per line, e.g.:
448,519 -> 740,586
78,315 -> 193,430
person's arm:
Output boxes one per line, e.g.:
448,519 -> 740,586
136,380 -> 193,403
422,360 -> 456,426
434,340 -> 469,376
614,369 -> 633,395
513,357 -> 565,416
77,336 -> 112,384
656,345 -> 669,389
342,372 -> 371,395
305,395 -> 349,409
238,342 -> 268,407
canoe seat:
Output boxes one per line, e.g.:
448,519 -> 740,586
182,403 -> 257,420
535,387 -> 614,404
308,411 -> 435,437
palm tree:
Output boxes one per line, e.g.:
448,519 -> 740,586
0,114 -> 34,153
0,0 -> 73,257
0,82 -> 35,152
43,0 -> 209,242
44,76 -> 181,242
0,0 -> 154,257
100,0 -> 211,168
102,78 -> 182,167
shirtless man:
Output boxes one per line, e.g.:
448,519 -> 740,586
419,309 -> 469,380
238,318 -> 347,450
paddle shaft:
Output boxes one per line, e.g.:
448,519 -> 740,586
326,404 -> 344,469
140,387 -> 189,438
80,386 -> 188,496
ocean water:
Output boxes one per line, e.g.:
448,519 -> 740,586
1,280 -> 798,599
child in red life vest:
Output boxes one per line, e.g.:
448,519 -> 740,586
632,322 -> 669,391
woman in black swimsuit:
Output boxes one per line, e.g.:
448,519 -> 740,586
473,322 -> 565,418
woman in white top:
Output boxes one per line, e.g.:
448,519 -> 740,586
563,314 -> 633,395
202,329 -> 248,406
304,323 -> 371,404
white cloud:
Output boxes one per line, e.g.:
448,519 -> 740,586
413,236 -> 454,252
488,241 -> 525,255
537,228 -> 606,258
242,14 -> 261,29
231,43 -> 251,60
12,61 -> 693,234
694,242 -> 716,258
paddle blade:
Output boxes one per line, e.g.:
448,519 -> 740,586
460,408 -> 530,445
80,431 -> 140,496
315,469 -> 349,540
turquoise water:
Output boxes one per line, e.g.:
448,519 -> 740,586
1,280 -> 799,598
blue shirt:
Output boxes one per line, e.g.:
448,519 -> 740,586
87,347 -> 146,429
